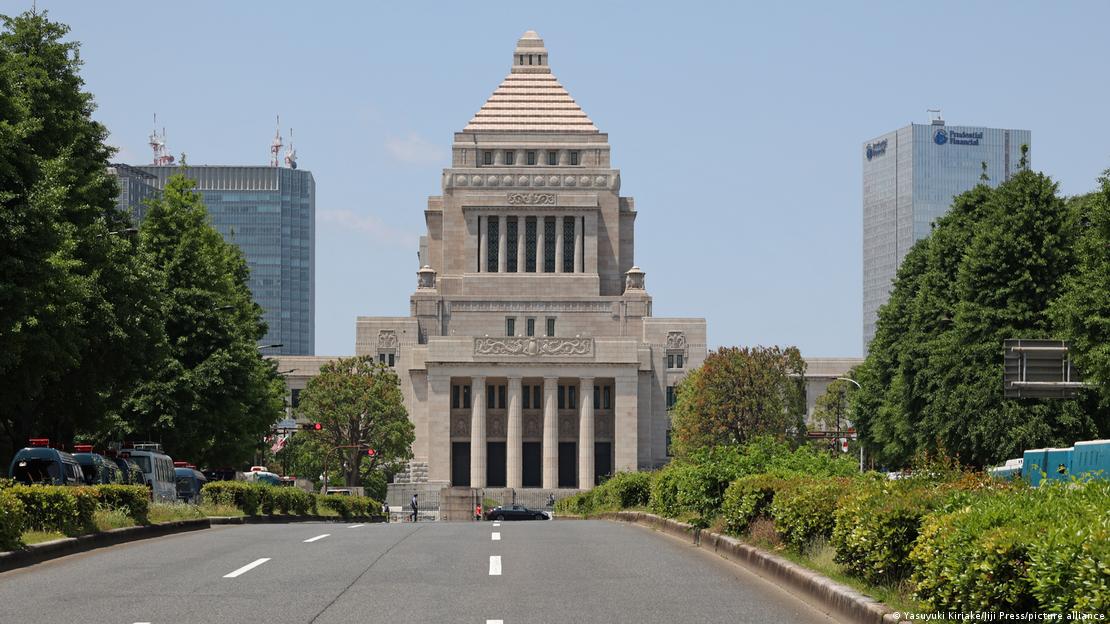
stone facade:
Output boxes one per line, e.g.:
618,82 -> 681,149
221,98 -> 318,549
356,31 -> 707,490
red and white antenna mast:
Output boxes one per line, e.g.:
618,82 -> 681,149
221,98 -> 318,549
270,115 -> 283,167
149,114 -> 175,165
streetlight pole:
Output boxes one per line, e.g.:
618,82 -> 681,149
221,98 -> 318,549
835,377 -> 863,471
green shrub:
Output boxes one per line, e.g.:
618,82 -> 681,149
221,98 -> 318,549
909,480 -> 1108,614
721,474 -> 789,536
592,472 -> 651,511
648,465 -> 684,517
6,485 -> 94,535
92,485 -> 150,523
201,481 -> 261,515
1026,505 -> 1109,614
318,494 -> 380,520
271,487 -> 313,515
769,477 -> 851,550
554,491 -> 593,517
0,490 -> 26,551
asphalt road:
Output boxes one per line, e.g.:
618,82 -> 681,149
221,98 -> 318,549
0,519 -> 840,624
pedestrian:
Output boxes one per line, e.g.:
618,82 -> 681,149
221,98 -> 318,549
410,493 -> 418,522
475,502 -> 482,522
547,493 -> 555,508
381,500 -> 390,523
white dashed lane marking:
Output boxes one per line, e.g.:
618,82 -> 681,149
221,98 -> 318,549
491,532 -> 501,541
347,524 -> 365,528
487,620 -> 504,624
223,558 -> 271,578
489,555 -> 502,576
303,533 -> 330,543
492,522 -> 501,527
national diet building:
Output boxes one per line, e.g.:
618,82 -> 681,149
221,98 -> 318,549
303,32 -> 708,494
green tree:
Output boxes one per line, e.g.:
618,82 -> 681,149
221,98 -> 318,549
855,167 -> 1101,468
296,356 -> 414,487
124,175 -> 285,467
0,10 -> 165,465
671,346 -> 806,456
1052,173 -> 1110,418
811,376 -> 857,433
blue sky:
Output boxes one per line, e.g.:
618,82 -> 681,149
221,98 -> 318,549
29,1 -> 1110,357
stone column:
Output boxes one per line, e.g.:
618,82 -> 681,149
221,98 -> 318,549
574,216 -> 583,273
507,375 -> 522,489
542,375 -> 558,489
536,214 -> 545,273
497,215 -> 506,273
614,373 -> 638,473
578,377 -> 595,489
478,215 -> 487,273
516,217 -> 525,273
428,372 -> 452,483
470,375 -> 486,488
555,215 -> 564,273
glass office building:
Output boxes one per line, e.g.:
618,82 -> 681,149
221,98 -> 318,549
125,165 -> 315,355
862,121 -> 1030,350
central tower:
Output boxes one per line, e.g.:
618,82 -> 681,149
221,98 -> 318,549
356,31 -> 706,494
419,30 -> 636,314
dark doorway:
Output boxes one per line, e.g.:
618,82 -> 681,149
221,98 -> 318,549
452,442 -> 470,487
522,442 -> 541,487
487,442 -> 506,487
558,442 -> 577,488
594,442 -> 613,486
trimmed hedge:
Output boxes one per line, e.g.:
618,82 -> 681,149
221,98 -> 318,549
317,494 -> 381,520
6,485 -> 96,535
594,472 -> 652,510
909,480 -> 1109,615
202,481 -> 262,515
93,485 -> 150,523
769,477 -> 851,550
721,474 -> 789,536
0,490 -> 25,551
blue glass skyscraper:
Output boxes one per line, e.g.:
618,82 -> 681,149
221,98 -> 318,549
862,118 -> 1030,350
129,165 -> 315,355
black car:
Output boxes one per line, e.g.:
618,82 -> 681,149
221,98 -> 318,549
484,504 -> 548,521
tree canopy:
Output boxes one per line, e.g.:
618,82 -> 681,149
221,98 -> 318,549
670,346 -> 807,456
295,356 -> 414,487
124,175 -> 286,467
0,10 -> 164,465
854,164 -> 1105,468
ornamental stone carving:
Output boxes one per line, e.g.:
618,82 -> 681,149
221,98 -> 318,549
625,266 -> 646,291
532,175 -> 545,186
516,175 -> 529,186
547,175 -> 560,186
666,331 -> 688,352
507,192 -> 556,206
416,265 -> 436,290
596,415 -> 611,438
579,175 -> 590,186
488,414 -> 505,437
560,415 -> 577,438
452,415 -> 469,437
474,337 -> 593,357
524,414 -> 541,438
564,175 -> 576,186
378,330 -> 399,350
455,174 -> 467,186
501,175 -> 513,185
487,174 -> 499,186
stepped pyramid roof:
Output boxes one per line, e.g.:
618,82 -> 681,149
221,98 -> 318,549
464,31 -> 598,134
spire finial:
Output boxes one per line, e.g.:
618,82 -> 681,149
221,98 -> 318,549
512,30 -> 549,74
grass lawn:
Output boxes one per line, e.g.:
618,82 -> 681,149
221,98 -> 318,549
20,530 -> 67,545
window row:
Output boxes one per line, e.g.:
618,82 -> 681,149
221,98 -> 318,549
378,352 -> 396,367
448,382 -> 615,411
506,317 -> 556,337
482,150 -> 581,166
666,353 -> 685,369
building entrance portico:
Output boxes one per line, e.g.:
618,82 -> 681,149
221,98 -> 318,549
446,370 -> 619,489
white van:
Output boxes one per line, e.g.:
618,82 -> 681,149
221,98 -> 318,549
119,443 -> 176,503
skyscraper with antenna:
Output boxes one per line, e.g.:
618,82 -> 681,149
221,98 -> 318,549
114,118 -> 316,355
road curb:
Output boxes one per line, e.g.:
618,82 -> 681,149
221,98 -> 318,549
598,511 -> 898,624
0,519 -> 211,574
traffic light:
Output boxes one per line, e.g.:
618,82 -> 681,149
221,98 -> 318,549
366,448 -> 376,457
300,422 -> 323,431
